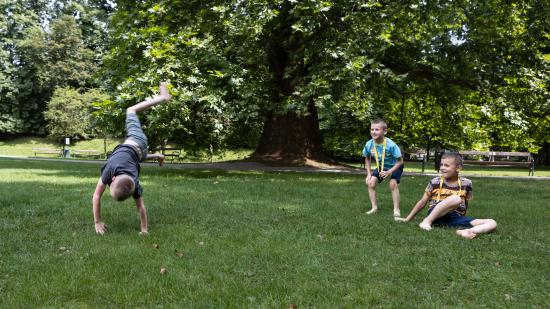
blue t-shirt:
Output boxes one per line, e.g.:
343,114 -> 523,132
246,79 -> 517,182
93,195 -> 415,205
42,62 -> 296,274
362,137 -> 402,170
100,144 -> 142,199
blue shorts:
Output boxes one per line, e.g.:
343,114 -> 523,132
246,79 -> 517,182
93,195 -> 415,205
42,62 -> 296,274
428,208 -> 474,228
372,164 -> 404,184
125,112 -> 148,160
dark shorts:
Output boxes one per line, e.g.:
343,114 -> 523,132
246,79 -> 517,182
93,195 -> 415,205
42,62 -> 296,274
372,164 -> 404,184
125,112 -> 148,160
428,208 -> 474,228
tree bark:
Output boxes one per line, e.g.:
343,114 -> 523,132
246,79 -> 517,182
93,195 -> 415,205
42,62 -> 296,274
251,5 -> 331,164
536,143 -> 550,166
253,101 -> 331,164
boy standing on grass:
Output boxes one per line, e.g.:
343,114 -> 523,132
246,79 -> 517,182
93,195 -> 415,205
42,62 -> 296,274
363,118 -> 404,219
92,83 -> 172,235
397,153 -> 497,239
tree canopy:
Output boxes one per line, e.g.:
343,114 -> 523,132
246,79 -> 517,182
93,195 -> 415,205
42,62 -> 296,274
2,1 -> 549,163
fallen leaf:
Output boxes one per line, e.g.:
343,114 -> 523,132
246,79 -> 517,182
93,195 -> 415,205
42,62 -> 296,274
289,304 -> 298,309
58,246 -> 67,251
199,241 -> 204,246
160,267 -> 167,275
504,294 -> 513,300
152,243 -> 160,249
317,234 -> 325,240
175,250 -> 184,258
495,261 -> 501,267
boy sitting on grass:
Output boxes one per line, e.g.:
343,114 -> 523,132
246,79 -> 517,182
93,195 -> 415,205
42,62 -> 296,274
92,83 -> 172,235
397,153 -> 497,239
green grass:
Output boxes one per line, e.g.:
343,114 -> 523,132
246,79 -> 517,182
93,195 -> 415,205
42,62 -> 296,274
1,158 -> 548,307
0,136 -> 252,162
345,160 -> 550,177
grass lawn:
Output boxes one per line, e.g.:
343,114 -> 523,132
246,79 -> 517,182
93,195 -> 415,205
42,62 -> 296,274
0,136 -> 252,163
0,158 -> 548,307
346,160 -> 550,177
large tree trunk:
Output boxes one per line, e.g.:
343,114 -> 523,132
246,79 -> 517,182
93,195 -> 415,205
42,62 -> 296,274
536,142 -> 550,166
251,5 -> 331,164
253,101 -> 331,164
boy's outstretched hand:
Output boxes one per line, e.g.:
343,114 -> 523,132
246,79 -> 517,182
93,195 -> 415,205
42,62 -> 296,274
95,222 -> 107,235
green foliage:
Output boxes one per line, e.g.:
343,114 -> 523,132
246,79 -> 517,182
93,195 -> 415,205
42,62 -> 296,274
44,87 -> 109,140
0,0 -> 111,135
103,1 -> 549,158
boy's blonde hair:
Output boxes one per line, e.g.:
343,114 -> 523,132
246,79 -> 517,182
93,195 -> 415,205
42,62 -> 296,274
371,118 -> 388,130
441,152 -> 464,167
110,175 -> 135,201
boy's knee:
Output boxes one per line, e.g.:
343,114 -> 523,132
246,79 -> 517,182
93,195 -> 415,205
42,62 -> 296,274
367,179 -> 377,188
446,195 -> 462,205
127,107 -> 137,114
488,219 -> 497,228
389,181 -> 398,190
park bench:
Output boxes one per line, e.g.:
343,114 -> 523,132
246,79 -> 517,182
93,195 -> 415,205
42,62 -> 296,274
458,150 -> 534,176
33,147 -> 62,157
72,149 -> 103,159
406,150 -> 428,172
157,147 -> 181,163
162,148 -> 181,162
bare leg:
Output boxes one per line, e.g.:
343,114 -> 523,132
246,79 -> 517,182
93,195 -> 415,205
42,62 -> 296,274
366,176 -> 378,214
146,153 -> 165,166
419,195 -> 462,230
127,82 -> 172,114
456,219 -> 497,239
389,179 -> 401,218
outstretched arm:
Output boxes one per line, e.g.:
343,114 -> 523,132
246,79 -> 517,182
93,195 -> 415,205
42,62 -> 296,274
398,192 -> 430,222
134,197 -> 148,234
92,178 -> 107,235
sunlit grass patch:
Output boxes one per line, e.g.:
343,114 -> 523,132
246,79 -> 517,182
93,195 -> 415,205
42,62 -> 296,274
0,158 -> 548,307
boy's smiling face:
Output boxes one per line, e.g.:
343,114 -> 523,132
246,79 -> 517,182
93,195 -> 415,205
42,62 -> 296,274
370,123 -> 387,142
440,157 -> 462,180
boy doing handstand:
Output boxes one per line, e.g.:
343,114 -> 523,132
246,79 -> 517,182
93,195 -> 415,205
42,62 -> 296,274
397,153 -> 497,239
92,83 -> 172,235
363,119 -> 404,219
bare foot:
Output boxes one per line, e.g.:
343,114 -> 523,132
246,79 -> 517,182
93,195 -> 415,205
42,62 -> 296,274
395,217 -> 407,222
419,221 -> 432,231
366,208 -> 378,215
393,211 -> 401,218
456,229 -> 476,239
159,82 -> 172,101
158,154 -> 165,167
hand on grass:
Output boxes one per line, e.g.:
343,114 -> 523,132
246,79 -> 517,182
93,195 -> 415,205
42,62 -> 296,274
139,230 -> 149,236
95,222 -> 107,235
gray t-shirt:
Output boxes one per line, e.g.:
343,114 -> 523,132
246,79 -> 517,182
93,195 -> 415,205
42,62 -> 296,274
100,144 -> 142,199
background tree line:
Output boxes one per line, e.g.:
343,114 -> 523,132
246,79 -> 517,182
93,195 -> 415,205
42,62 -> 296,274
1,0 -> 549,164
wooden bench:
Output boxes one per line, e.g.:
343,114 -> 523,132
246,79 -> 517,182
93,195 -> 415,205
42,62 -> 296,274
406,150 -> 428,173
160,147 -> 181,163
72,149 -> 103,159
458,150 -> 534,176
33,148 -> 62,157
